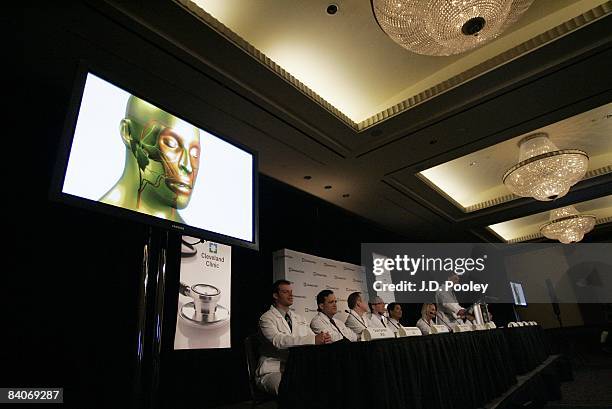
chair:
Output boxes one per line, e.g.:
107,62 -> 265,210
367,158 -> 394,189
244,334 -> 276,407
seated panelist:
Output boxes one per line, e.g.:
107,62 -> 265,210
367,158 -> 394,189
387,302 -> 403,331
367,296 -> 388,328
310,290 -> 357,342
256,280 -> 331,395
416,303 -> 438,335
345,292 -> 370,337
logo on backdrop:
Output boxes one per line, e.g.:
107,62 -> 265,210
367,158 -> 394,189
326,285 -> 339,290
334,275 -> 347,280
209,242 -> 218,254
289,268 -> 305,274
302,258 -> 316,264
303,282 -> 318,288
313,272 -> 327,277
324,263 -> 337,268
344,267 -> 356,271
274,254 -> 294,260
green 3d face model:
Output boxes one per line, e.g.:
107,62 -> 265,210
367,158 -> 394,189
100,96 -> 201,223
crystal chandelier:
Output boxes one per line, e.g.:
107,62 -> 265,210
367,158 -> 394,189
540,206 -> 596,244
503,133 -> 588,201
372,0 -> 535,56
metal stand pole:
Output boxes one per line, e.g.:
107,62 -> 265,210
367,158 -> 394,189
133,227 -> 169,409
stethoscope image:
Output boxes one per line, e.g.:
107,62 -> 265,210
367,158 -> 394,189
178,239 -> 230,329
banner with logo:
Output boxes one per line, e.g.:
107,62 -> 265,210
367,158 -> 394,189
273,249 -> 368,322
174,237 -> 231,349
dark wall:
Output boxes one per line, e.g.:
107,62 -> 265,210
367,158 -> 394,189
20,3 -> 413,408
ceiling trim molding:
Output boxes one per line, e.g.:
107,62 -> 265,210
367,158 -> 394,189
175,0 -> 610,132
385,171 -> 612,225
504,215 -> 612,243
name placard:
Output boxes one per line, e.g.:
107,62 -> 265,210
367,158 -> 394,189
472,323 -> 486,331
362,327 -> 395,341
397,326 -> 422,337
430,324 -> 450,334
485,322 -> 497,329
453,323 -> 473,332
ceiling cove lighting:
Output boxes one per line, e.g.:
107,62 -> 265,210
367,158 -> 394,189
502,132 -> 588,201
540,206 -> 596,244
372,0 -> 534,56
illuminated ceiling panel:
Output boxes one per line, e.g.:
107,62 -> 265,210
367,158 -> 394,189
488,195 -> 612,242
418,103 -> 612,212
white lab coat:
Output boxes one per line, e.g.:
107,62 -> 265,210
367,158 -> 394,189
435,288 -> 463,324
256,306 -> 315,378
345,309 -> 369,337
387,317 -> 402,333
310,312 -> 357,342
367,312 -> 387,329
416,317 -> 435,335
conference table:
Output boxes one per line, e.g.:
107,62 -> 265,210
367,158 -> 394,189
279,326 -> 549,409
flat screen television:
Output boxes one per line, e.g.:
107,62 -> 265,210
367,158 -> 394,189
51,66 -> 258,250
509,281 -> 527,306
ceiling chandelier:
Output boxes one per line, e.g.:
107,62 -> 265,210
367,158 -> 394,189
503,132 -> 588,201
372,0 -> 535,56
540,206 -> 596,244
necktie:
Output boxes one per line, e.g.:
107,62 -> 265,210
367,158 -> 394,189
285,313 -> 292,332
380,316 -> 386,328
329,317 -> 348,341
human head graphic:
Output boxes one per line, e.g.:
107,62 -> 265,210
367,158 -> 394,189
119,96 -> 201,211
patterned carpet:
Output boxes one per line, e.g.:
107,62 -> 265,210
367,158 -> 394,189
544,348 -> 612,409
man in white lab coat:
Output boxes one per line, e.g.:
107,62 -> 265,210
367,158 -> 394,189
367,295 -> 388,328
345,291 -> 371,338
310,290 -> 357,342
386,302 -> 403,333
256,280 -> 331,395
435,273 -> 467,327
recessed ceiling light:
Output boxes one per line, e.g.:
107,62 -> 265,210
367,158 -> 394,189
342,194 -> 350,198
469,161 -> 477,167
326,4 -> 338,15
324,185 -> 332,190
304,175 -> 312,180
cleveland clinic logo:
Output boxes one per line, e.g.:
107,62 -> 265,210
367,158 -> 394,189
289,268 -> 305,274
303,282 -> 318,288
334,275 -> 346,280
326,286 -> 339,290
352,278 -> 363,283
313,272 -> 327,278
302,258 -> 316,264
344,267 -> 356,271
208,243 -> 218,254
346,288 -> 359,292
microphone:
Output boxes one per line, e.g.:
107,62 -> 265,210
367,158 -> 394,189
436,312 -> 454,333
